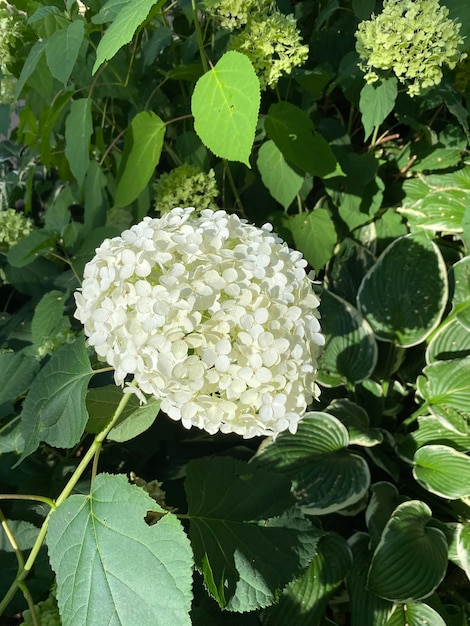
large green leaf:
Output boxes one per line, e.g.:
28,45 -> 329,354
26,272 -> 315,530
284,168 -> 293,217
414,444 -> 470,499
115,111 -> 165,207
65,98 -> 93,189
265,102 -> 340,177
257,140 -> 303,209
426,318 -> 470,363
449,256 -> 470,330
46,473 -> 193,626
0,351 -> 39,405
417,357 -> 470,433
185,456 -> 320,611
19,337 -> 93,461
399,416 -> 470,462
359,77 -> 398,140
191,51 -> 260,167
261,533 -> 352,625
357,232 -> 448,346
93,0 -> 165,72
317,291 -> 377,386
290,209 -> 337,273
367,501 -> 448,602
385,603 -> 446,626
45,19 -> 85,85
327,399 -> 383,447
253,412 -> 371,515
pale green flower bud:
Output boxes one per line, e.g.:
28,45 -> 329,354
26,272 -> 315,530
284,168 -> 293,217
0,208 -> 34,252
154,164 -> 219,215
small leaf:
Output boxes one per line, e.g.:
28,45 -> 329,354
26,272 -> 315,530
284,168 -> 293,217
15,40 -> 46,98
0,351 -> 39,405
19,337 -> 93,461
257,140 -> 303,209
359,77 -> 397,140
367,500 -> 448,602
31,290 -> 68,350
116,111 -> 165,207
191,51 -> 260,166
45,20 -> 85,85
7,230 -> 58,268
46,473 -> 193,626
65,98 -> 93,189
414,444 -> 470,499
385,602 -> 446,626
450,255 -> 470,330
290,209 -> 337,273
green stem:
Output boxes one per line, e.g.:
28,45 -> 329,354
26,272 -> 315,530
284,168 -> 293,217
369,125 -> 380,150
224,160 -> 245,215
191,0 -> 208,73
402,400 -> 430,428
0,391 -> 133,617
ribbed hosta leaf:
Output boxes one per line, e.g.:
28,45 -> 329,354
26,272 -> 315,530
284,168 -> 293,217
414,444 -> 470,499
318,291 -> 377,386
253,412 -> 371,514
357,232 -> 448,346
447,522 -> 470,578
399,415 -> 470,462
449,256 -> 470,330
426,317 -> 470,363
385,602 -> 446,626
367,501 -> 448,602
327,399 -> 383,447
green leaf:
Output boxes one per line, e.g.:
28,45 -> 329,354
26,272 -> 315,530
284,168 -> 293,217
261,532 -> 352,625
19,337 -> 93,461
84,160 -> 108,228
367,501 -> 448,602
417,357 -> 470,433
257,140 -> 303,209
365,483 -> 408,549
265,102 -> 340,177
45,20 -> 85,86
426,318 -> 470,363
15,40 -> 46,98
191,51 -> 260,167
357,232 -> 448,346
290,209 -> 337,273
414,444 -> 470,499
326,238 -> 375,305
93,0 -> 165,73
0,351 -> 39,405
447,522 -> 470,578
385,603 -> 446,626
359,77 -> 397,140
450,256 -> 470,330
327,399 -> 383,447
116,111 -> 165,207
253,412 -> 371,515
31,290 -> 68,350
46,473 -> 193,626
317,291 -> 377,386
185,456 -> 320,611
7,230 -> 58,268
399,416 -> 470,462
65,98 -> 93,189
86,385 -> 160,442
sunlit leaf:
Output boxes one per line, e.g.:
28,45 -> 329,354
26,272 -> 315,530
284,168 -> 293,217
414,444 -> 470,499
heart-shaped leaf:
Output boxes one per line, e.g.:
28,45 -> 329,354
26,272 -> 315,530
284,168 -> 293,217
414,444 -> 470,499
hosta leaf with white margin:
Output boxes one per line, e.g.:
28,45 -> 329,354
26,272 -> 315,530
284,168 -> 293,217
357,232 -> 448,346
449,255 -> 470,330
46,473 -> 193,626
191,51 -> 260,167
264,101 -> 341,178
367,501 -> 448,602
365,483 -> 409,550
0,351 -> 39,405
31,290 -> 69,351
347,533 -> 394,626
399,415 -> 470,462
86,385 -> 160,442
417,356 -> 470,434
45,19 -> 85,85
116,111 -> 165,207
385,602 -> 446,626
447,522 -> 470,578
65,98 -> 93,189
413,444 -> 470,499
326,399 -> 383,447
253,412 -> 370,515
359,76 -> 398,141
257,140 -> 303,209
316,290 -> 377,386
290,209 -> 337,273
261,532 -> 352,626
93,0 -> 166,73
426,317 -> 470,364
19,336 -> 93,462
185,456 -> 321,611
398,165 -> 470,234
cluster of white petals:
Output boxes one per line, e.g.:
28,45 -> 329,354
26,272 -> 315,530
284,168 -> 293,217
75,208 -> 324,438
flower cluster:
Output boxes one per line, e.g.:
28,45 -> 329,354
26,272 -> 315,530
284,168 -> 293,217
207,0 -> 272,31
154,164 -> 219,215
0,5 -> 25,103
0,208 -> 34,251
230,11 -> 309,89
75,208 -> 324,438
22,589 -> 60,626
355,0 -> 466,97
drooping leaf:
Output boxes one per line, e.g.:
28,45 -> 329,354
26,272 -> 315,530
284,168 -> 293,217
385,602 -> 446,626
185,456 -> 321,611
45,20 -> 85,85
257,140 -> 303,209
46,473 -> 193,626
191,51 -> 260,167
359,77 -> 397,140
19,337 -> 93,461
15,40 -> 47,98
65,98 -> 93,189
414,444 -> 470,499
357,232 -> 448,346
0,351 -> 39,405
115,111 -> 165,207
290,209 -> 337,273
367,500 -> 448,602
253,412 -> 371,515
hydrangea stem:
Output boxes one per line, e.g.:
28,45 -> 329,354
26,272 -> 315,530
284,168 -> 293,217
191,0 -> 209,73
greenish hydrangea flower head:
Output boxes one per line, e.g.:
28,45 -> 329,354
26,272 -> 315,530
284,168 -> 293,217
0,5 -> 25,103
154,164 -> 219,215
0,209 -> 34,252
207,0 -> 273,31
230,11 -> 309,89
355,0 -> 466,96
22,587 -> 60,626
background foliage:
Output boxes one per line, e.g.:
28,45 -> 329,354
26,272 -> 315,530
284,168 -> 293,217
0,0 -> 470,624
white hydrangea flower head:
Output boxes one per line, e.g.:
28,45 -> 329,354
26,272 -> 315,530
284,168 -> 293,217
355,0 -> 466,97
75,208 -> 324,438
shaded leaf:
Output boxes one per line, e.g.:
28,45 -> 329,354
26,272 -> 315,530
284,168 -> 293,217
65,98 -> 93,189
7,230 -> 58,268
414,444 -> 470,499
359,77 -> 397,140
45,20 -> 85,85
257,140 -> 303,209
290,209 -> 337,273
0,351 -> 39,405
385,602 -> 446,626
31,290 -> 68,350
